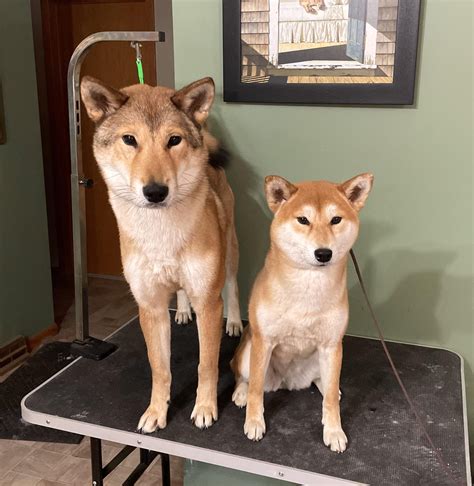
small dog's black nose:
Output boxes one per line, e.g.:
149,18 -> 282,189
315,248 -> 332,263
143,183 -> 169,203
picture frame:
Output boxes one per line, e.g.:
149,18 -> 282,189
223,0 -> 422,105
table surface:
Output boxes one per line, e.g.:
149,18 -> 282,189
22,315 -> 471,486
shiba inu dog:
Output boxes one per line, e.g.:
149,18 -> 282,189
300,0 -> 326,14
81,76 -> 243,432
231,173 -> 373,452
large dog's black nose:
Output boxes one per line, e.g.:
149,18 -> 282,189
315,248 -> 332,263
143,183 -> 169,203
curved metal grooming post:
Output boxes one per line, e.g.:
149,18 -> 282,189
68,31 -> 164,358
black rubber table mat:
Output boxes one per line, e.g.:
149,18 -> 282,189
1,342 -> 82,443
24,316 -> 468,485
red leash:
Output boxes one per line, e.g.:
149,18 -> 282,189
350,249 -> 464,486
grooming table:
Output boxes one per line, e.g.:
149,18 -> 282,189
22,315 -> 471,485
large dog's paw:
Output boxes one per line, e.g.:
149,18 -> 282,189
323,425 -> 347,453
226,320 -> 243,337
244,414 -> 266,441
175,309 -> 192,325
137,404 -> 168,433
191,401 -> 218,429
232,382 -> 248,408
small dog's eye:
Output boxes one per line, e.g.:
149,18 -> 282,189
122,135 -> 137,147
331,216 -> 342,225
167,135 -> 182,148
297,216 -> 310,225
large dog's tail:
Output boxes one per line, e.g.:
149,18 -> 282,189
209,146 -> 230,169
203,130 -> 230,169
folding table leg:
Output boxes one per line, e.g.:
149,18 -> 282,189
90,437 -> 104,486
139,448 -> 149,464
161,453 -> 170,486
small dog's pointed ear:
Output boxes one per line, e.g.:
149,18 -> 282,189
80,76 -> 128,123
171,77 -> 215,126
265,175 -> 298,213
340,173 -> 374,211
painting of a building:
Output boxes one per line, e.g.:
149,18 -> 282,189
241,0 -> 399,84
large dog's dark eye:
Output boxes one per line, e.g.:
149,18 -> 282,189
331,216 -> 342,225
167,135 -> 182,148
122,135 -> 137,147
297,216 -> 310,225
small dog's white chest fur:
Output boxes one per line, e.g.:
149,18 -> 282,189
254,267 -> 348,391
260,269 -> 347,344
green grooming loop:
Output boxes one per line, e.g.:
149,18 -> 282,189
131,41 -> 145,84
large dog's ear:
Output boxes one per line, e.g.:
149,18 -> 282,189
265,175 -> 298,213
171,77 -> 215,127
340,173 -> 374,211
80,76 -> 128,123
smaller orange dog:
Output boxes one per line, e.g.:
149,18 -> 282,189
231,173 -> 373,452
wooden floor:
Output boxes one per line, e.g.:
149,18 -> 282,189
0,277 -> 184,486
287,75 -> 393,83
241,74 -> 393,84
279,41 -> 345,53
242,42 -> 393,84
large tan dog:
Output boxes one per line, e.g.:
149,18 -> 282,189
231,173 -> 373,452
81,76 -> 243,432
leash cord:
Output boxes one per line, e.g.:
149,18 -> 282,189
350,249 -> 463,486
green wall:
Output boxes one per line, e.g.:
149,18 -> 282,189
0,0 -> 54,345
173,0 -> 473,459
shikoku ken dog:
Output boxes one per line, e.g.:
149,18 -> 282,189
231,173 -> 373,452
81,76 -> 243,432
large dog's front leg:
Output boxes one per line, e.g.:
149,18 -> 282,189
137,303 -> 172,433
244,332 -> 272,441
319,342 -> 347,452
191,296 -> 223,428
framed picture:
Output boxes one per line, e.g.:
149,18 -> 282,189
223,0 -> 422,105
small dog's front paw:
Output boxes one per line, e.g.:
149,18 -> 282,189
232,382 -> 248,408
323,425 -> 347,453
226,320 -> 243,337
191,401 -> 218,429
137,404 -> 168,433
244,415 -> 266,441
175,309 -> 192,325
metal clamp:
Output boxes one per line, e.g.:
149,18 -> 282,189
131,41 -> 143,60
79,178 -> 94,189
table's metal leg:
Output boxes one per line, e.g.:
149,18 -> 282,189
90,437 -> 103,486
88,439 -> 169,485
139,448 -> 149,465
161,453 -> 170,486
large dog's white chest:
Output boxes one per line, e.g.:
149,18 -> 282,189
112,200 -> 195,305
